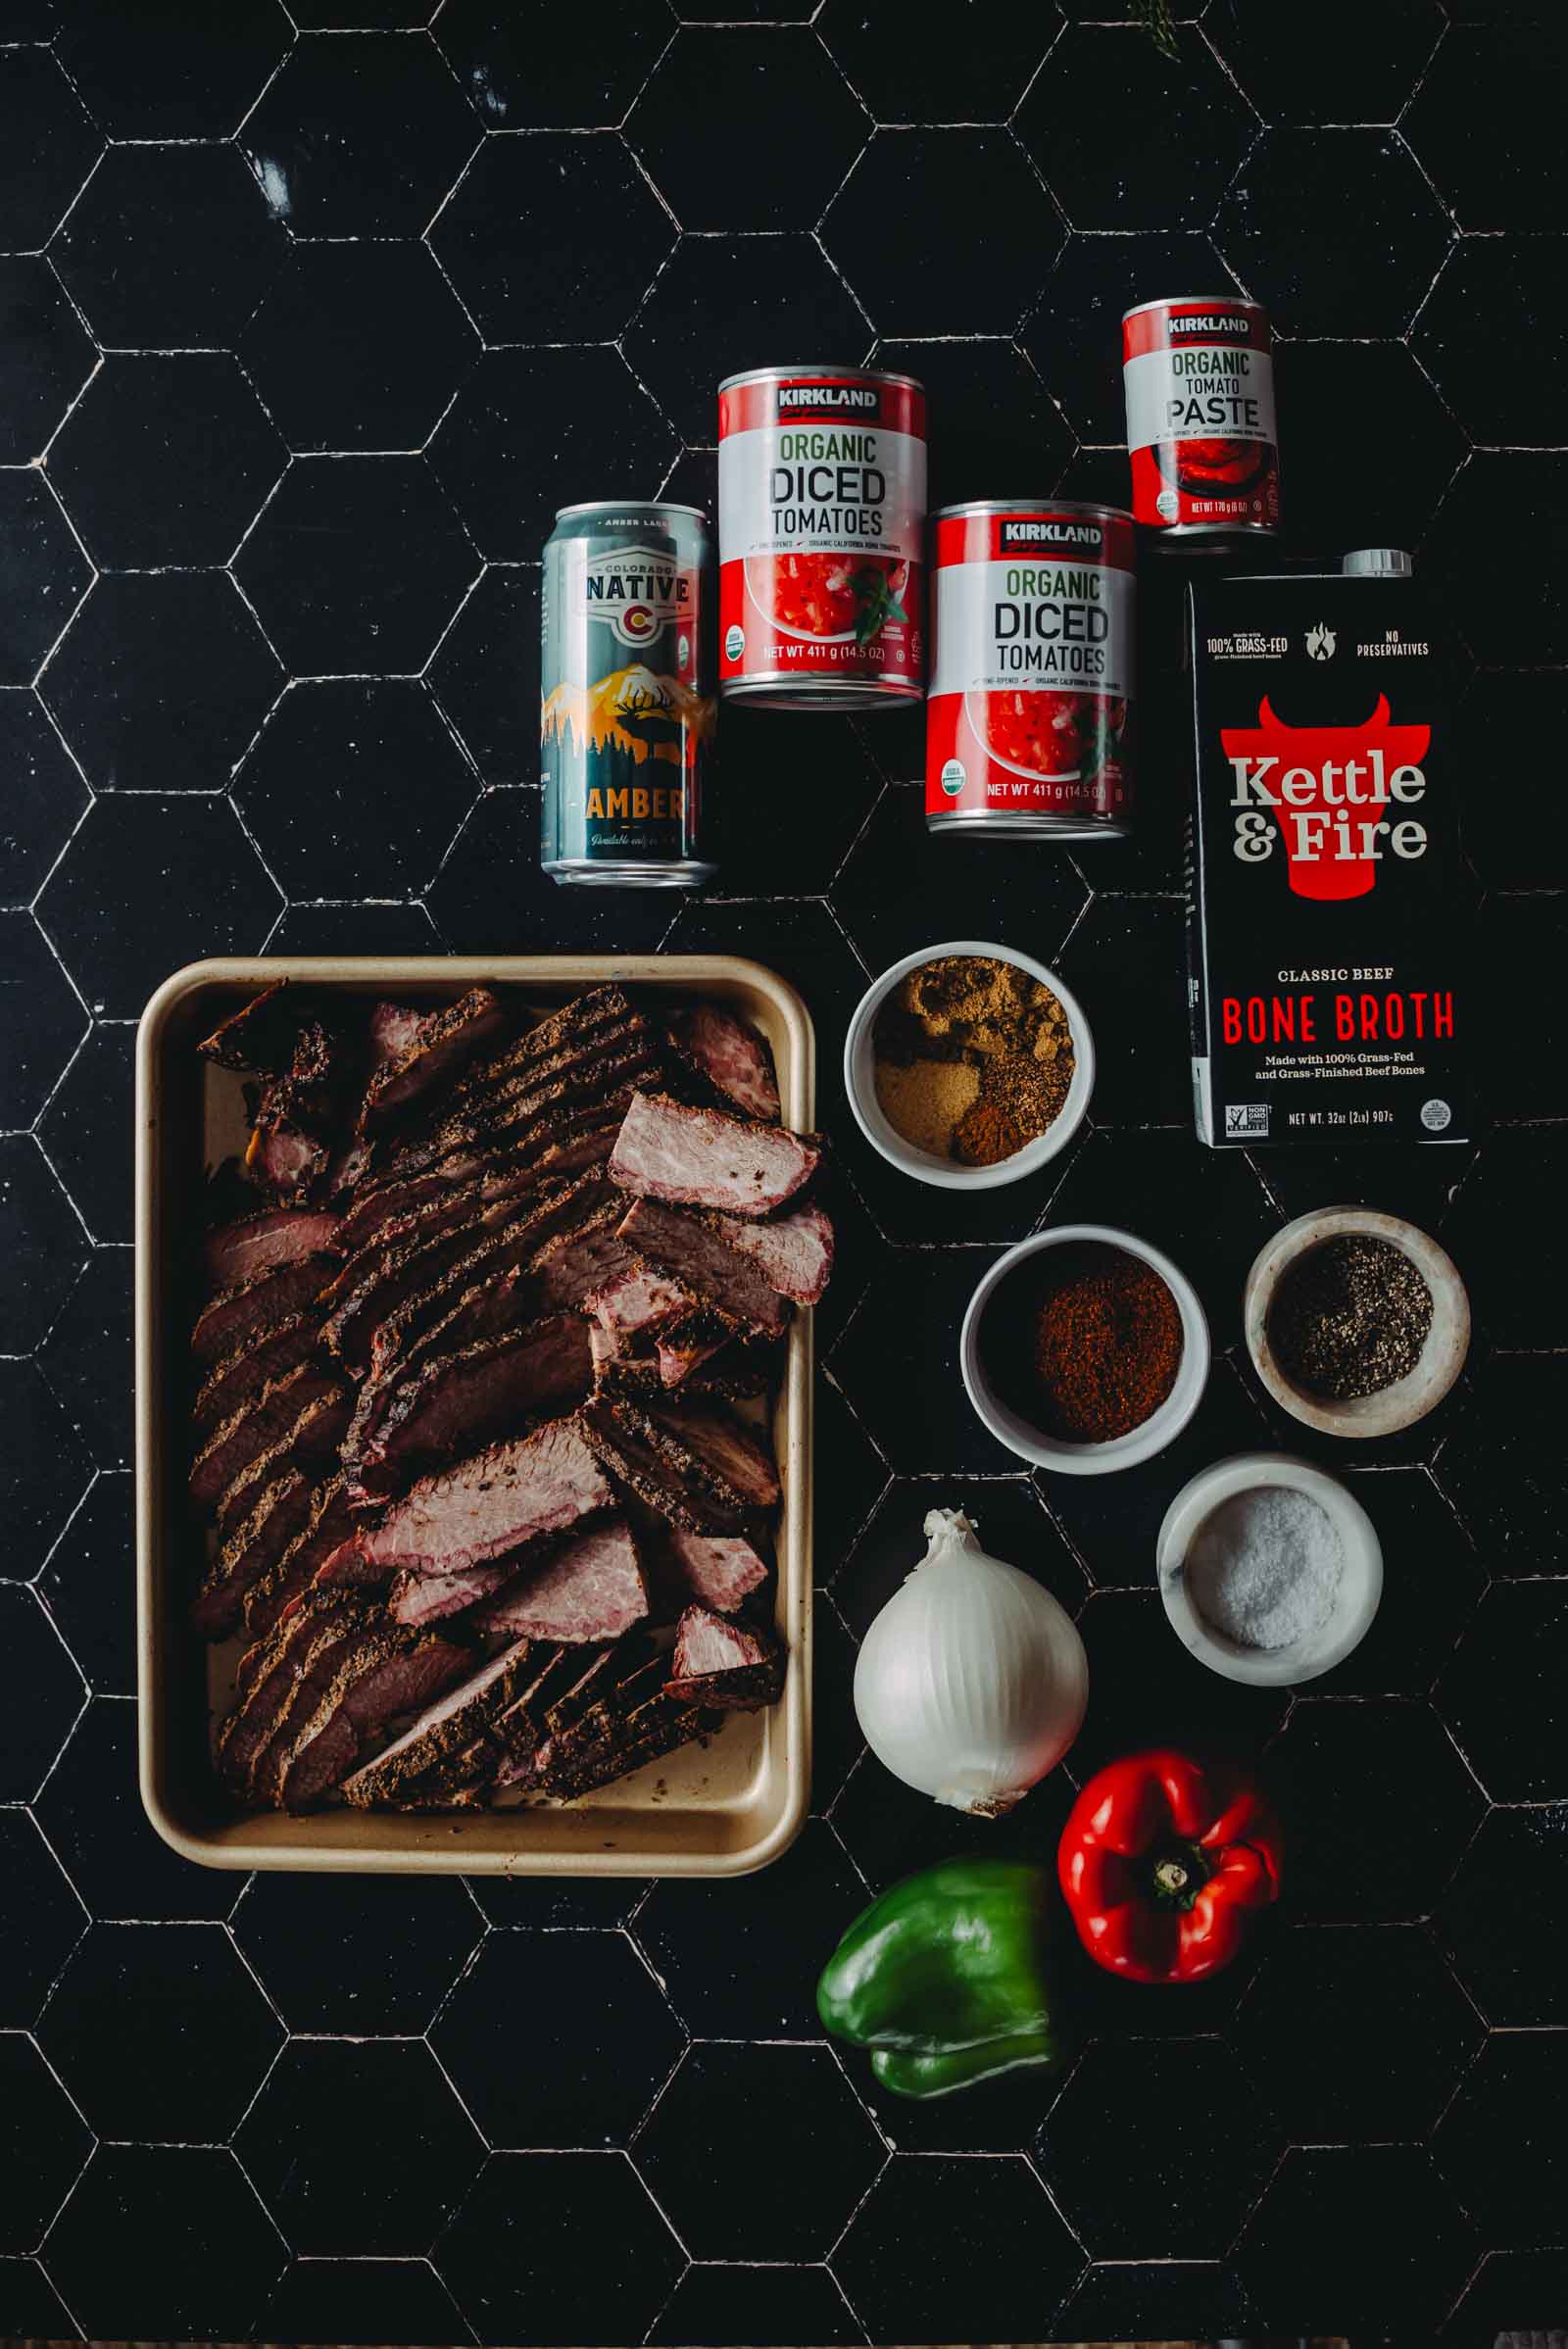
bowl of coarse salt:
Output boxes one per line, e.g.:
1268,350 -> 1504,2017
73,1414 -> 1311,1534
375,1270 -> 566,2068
1156,1451 -> 1383,1687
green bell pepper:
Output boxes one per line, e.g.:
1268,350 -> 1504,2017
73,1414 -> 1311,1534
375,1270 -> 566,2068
815,1858 -> 1061,2099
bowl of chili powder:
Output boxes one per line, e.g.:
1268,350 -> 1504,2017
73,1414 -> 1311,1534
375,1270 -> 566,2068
961,1224 -> 1210,1474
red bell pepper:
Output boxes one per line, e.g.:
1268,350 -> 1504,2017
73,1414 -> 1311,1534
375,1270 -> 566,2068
1057,1749 -> 1282,1983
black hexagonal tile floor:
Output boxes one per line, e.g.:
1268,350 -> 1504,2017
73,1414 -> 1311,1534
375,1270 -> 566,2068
434,131 -> 674,341
1239,1922 -> 1482,2140
235,2039 -> 485,2257
1235,2144 -> 1476,2333
37,1024 -> 136,1248
40,572 -> 282,798
240,241 -> 480,456
467,1877 -> 648,1932
257,2258 -> 468,2349
0,1135 -> 87,1359
1251,1134 -> 1475,1249
648,2261 -> 863,2348
1218,129 -> 1451,338
635,2042 -> 882,2261
0,471 -> 91,688
830,1739 -> 1076,1923
1211,0 -> 1442,125
835,1474 -> 1085,1643
818,0 -> 1052,124
235,458 -> 479,677
0,1355 -> 90,1590
233,681 -> 475,901
1306,1468 -> 1483,1697
436,2151 -> 683,2346
871,334 -> 1074,514
1403,16 -> 1568,231
623,234 -> 869,447
1054,2260 -> 1253,2340
33,1698 -> 233,1925
704,708 -> 882,900
37,1923 -> 282,2144
0,259 -> 95,466
267,901 -> 441,956
1456,671 -> 1568,890
0,2031 -> 91,2256
0,691 -> 87,908
427,566 -> 538,787
1022,229 -> 1231,444
430,345 -> 678,560
1437,1804 -> 1568,2028
810,1600 -> 865,1817
633,1817 -> 866,2040
1414,234 -> 1568,448
1052,893 -> 1190,1128
629,28 -> 865,230
0,48 -> 101,256
829,1247 -> 1012,1475
1070,1584 -> 1290,1781
1434,2031 -> 1568,2252
1274,338 -> 1466,550
823,129 -> 1060,336
1037,2035 -> 1279,2258
42,2145 -> 285,2339
240,31 -> 479,239
432,1930 -> 681,2148
54,0 -> 292,138
1437,1579 -> 1568,1802
232,1874 -> 483,2035
0,2257 -> 75,2337
1017,25 -> 1255,231
1268,1696 -> 1485,1921
37,1247 -> 133,1470
37,1467 -> 133,1698
1445,1130 -> 1568,1352
833,2153 -> 1079,2342
51,143 -> 284,352
50,355 -> 286,571
434,0 -> 673,128
1427,455 -> 1568,668
428,786 -> 677,957
1443,2249 -> 1568,2342
0,1810 -> 84,2032
1474,892 -> 1568,1120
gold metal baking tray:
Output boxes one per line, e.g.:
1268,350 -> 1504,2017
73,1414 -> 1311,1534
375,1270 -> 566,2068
135,955 -> 813,1877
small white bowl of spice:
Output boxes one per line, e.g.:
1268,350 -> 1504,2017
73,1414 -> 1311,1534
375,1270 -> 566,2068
843,940 -> 1094,1189
1245,1207 -> 1470,1440
1158,1450 -> 1383,1687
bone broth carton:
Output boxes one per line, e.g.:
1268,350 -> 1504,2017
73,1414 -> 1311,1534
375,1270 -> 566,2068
1186,550 -> 1471,1149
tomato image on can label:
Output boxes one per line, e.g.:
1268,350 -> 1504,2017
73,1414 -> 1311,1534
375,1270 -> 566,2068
1122,297 -> 1280,535
716,367 -> 926,710
926,502 -> 1137,839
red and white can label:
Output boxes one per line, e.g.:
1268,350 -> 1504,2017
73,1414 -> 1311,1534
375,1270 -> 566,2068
716,371 -> 926,696
1122,299 -> 1280,532
926,506 -> 1136,826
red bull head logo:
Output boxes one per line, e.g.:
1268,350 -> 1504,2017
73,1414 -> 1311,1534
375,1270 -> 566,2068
1220,694 -> 1432,903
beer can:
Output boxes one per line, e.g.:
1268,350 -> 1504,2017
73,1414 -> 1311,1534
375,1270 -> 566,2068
540,500 -> 716,887
716,364 -> 926,710
1122,295 -> 1280,536
926,500 -> 1136,840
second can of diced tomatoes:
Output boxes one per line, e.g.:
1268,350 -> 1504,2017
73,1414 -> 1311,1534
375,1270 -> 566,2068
717,366 -> 926,710
926,501 -> 1136,839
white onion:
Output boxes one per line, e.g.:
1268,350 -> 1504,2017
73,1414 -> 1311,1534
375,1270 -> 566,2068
853,1506 -> 1088,1816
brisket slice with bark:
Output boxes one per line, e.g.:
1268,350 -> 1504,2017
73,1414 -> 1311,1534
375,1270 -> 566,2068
197,980 -> 298,1073
213,1389 -> 353,1544
241,1474 -> 359,1638
320,1418 -> 612,1583
613,1199 -> 789,1338
193,1313 -> 319,1438
220,1599 -> 350,1791
189,1361 -> 346,1512
203,1206 -> 341,1295
432,1041 -> 664,1163
460,984 -> 634,1095
191,1253 -> 336,1367
586,1261 -> 691,1343
577,1396 -> 746,1536
706,1199 -> 834,1307
656,1526 -> 769,1614
273,1629 -> 472,1810
387,1560 -> 513,1627
655,1313 -> 730,1389
609,1091 -> 819,1219
454,1013 -> 655,1126
358,987 -> 508,1133
667,1006 -> 780,1122
351,1313 -> 594,1502
470,1517 -> 648,1642
368,1001 -> 424,1067
338,1634 -> 540,1804
193,1468 -> 316,1637
668,1605 -> 786,1710
641,1396 -> 782,1511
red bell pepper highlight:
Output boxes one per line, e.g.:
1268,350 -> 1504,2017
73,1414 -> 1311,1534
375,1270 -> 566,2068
1057,1749 -> 1282,1983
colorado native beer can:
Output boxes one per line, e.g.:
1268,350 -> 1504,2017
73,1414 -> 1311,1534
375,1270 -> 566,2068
1122,295 -> 1280,536
926,499 -> 1136,840
716,364 -> 926,710
540,500 -> 716,888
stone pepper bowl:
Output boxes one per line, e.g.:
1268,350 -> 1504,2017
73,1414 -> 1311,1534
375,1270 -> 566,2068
1244,1205 -> 1471,1441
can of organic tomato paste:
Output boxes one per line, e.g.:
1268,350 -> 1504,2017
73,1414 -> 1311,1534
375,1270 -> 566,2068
1122,296 -> 1280,536
540,500 -> 716,887
926,500 -> 1136,840
716,364 -> 925,710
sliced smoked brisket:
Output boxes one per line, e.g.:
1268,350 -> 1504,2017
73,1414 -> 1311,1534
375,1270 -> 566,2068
609,1092 -> 818,1218
191,1254 -> 335,1367
668,1605 -> 785,1709
319,1419 -> 612,1583
668,1005 -> 780,1121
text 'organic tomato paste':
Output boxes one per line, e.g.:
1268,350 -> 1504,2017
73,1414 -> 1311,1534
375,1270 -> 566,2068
1122,296 -> 1280,536
926,501 -> 1136,840
716,366 -> 925,710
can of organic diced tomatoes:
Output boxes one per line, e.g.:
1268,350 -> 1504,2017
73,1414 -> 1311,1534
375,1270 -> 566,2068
1122,295 -> 1280,536
926,500 -> 1136,839
716,365 -> 925,710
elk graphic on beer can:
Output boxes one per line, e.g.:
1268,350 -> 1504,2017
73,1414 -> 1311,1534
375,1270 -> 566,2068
540,501 -> 716,887
1122,296 -> 1281,536
716,365 -> 926,710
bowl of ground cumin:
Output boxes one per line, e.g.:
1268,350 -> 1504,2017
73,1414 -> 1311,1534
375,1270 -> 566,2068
844,941 -> 1094,1190
960,1223 -> 1211,1475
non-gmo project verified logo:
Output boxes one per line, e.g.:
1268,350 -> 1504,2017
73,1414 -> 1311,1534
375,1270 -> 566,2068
1225,1102 -> 1269,1137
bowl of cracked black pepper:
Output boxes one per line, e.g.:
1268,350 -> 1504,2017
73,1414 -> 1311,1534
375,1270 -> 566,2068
844,941 -> 1094,1190
1245,1207 -> 1471,1440
961,1223 -> 1210,1475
